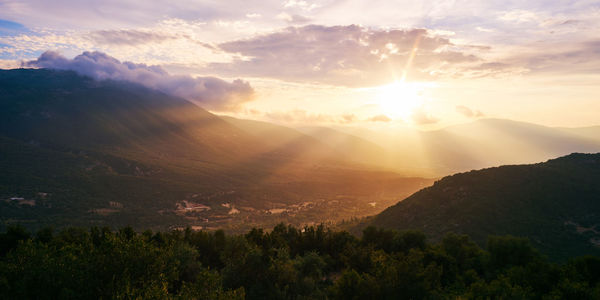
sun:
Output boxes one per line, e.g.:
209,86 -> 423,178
376,81 -> 423,119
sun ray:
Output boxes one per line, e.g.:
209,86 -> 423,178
401,34 -> 423,82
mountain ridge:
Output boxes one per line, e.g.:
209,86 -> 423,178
366,152 -> 600,261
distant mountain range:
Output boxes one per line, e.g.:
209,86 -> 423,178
317,119 -> 600,176
0,69 -> 431,231
365,153 -> 600,261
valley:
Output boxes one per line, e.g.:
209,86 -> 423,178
0,69 -> 433,232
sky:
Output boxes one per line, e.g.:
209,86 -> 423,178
1,0 -> 599,129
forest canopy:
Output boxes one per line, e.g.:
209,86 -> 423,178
1,224 -> 599,299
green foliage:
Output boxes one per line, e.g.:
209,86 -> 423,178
0,225 -> 30,255
487,235 -> 541,270
369,153 -> 600,261
0,224 -> 599,299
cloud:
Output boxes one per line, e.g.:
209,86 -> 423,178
475,26 -> 494,33
498,9 -> 540,24
263,109 -> 334,124
507,40 -> 600,75
23,51 -> 254,111
212,24 -> 487,87
341,113 -> 357,123
0,59 -> 20,69
88,30 -> 178,46
258,110 -> 400,125
283,0 -> 320,11
367,114 -> 391,122
411,107 -> 439,125
0,0 -> 284,30
246,13 -> 261,19
456,105 -> 484,118
277,13 -> 312,24
261,109 -> 366,125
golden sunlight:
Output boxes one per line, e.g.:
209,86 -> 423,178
376,81 -> 423,119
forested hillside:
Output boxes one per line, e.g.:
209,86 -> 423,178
368,153 -> 600,261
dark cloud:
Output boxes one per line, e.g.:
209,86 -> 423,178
367,114 -> 392,122
456,105 -> 484,118
23,51 -> 254,111
88,30 -> 178,46
211,25 -> 483,86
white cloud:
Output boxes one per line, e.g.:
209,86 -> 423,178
411,107 -> 439,125
456,105 -> 484,118
246,13 -> 262,18
0,59 -> 20,69
498,9 -> 540,24
276,13 -> 312,24
87,30 -> 179,46
23,51 -> 254,111
283,0 -> 320,11
367,114 -> 392,122
476,27 -> 494,33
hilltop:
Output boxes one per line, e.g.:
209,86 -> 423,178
368,153 -> 600,260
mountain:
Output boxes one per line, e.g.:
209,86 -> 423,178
367,153 -> 600,261
340,119 -> 600,176
0,68 -> 338,167
219,118 -> 400,172
559,125 -> 600,141
296,126 -> 394,170
219,116 -> 347,167
0,69 -> 433,231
